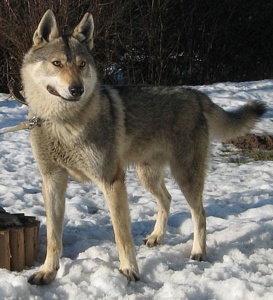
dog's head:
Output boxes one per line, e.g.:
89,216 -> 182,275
22,10 -> 97,106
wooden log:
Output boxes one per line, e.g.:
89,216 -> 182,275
33,221 -> 40,260
0,212 -> 40,271
9,227 -> 25,271
0,230 -> 11,270
23,218 -> 40,264
24,225 -> 35,267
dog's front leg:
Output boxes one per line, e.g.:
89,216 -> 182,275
103,177 -> 139,281
28,168 -> 68,285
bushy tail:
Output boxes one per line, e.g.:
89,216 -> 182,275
202,96 -> 267,141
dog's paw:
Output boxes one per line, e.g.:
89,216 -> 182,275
119,268 -> 140,282
28,270 -> 57,285
143,234 -> 162,247
190,252 -> 207,262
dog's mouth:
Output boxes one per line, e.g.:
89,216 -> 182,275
46,85 -> 81,102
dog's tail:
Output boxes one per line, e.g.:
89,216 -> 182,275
202,94 -> 267,141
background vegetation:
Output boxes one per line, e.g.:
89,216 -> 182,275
0,0 -> 273,92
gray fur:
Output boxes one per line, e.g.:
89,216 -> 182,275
21,10 -> 267,285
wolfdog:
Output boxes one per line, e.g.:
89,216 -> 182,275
21,10 -> 267,285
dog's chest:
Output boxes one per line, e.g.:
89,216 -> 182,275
50,139 -> 83,165
31,128 -> 88,179
52,138 -> 102,180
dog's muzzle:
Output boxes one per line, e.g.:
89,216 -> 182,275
47,85 -> 84,101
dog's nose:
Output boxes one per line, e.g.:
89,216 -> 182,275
69,85 -> 84,97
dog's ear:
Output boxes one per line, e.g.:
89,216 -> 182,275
73,13 -> 94,50
33,9 -> 59,47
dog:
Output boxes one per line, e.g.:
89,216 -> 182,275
21,9 -> 267,285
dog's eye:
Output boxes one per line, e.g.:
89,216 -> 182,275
52,61 -> 63,68
79,61 -> 86,68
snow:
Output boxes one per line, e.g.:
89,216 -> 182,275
0,80 -> 273,299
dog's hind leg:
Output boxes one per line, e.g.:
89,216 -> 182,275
28,168 -> 68,285
102,167 -> 139,281
171,156 -> 207,261
136,163 -> 171,247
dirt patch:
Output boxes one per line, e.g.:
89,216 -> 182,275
228,134 -> 273,150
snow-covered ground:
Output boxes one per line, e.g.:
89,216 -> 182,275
0,80 -> 273,299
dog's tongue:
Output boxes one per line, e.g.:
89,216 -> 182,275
47,85 -> 61,97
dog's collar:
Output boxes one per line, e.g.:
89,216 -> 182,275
27,115 -> 44,129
